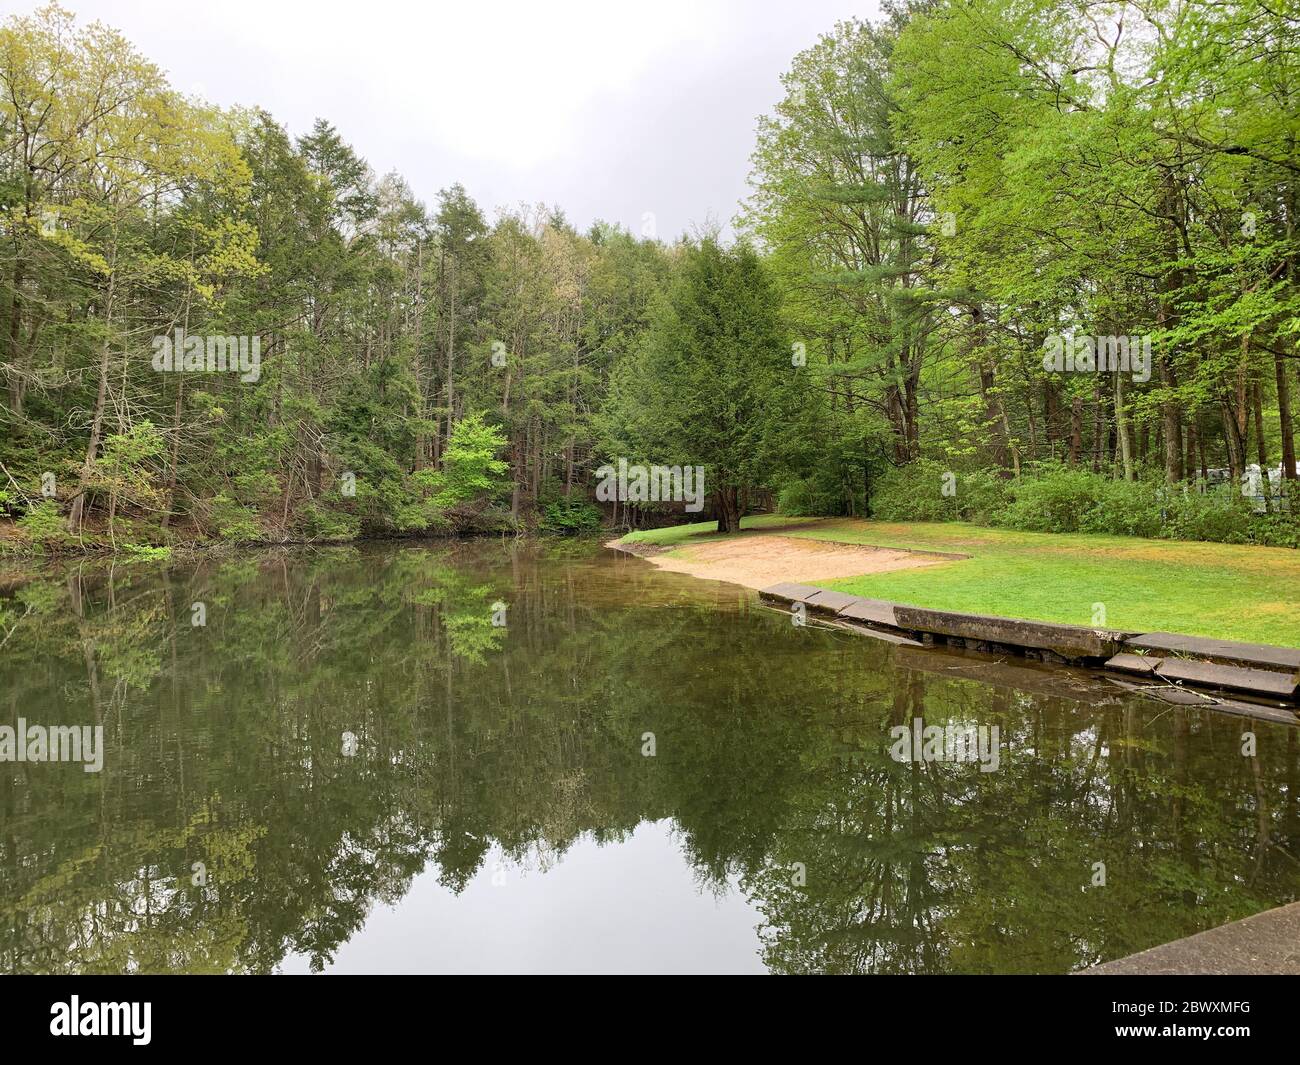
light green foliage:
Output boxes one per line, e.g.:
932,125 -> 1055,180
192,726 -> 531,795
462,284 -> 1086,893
745,1 -> 1300,526
208,495 -> 264,543
16,500 -> 69,551
427,413 -> 510,510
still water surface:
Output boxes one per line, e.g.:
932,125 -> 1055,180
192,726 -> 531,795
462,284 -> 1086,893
2,540 -> 1298,973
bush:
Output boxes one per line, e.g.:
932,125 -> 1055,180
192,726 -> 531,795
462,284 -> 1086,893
17,500 -> 70,551
539,497 -> 603,535
208,493 -> 263,542
870,460 -> 962,522
303,502 -> 361,542
991,465 -> 1155,536
1166,488 -> 1298,547
953,468 -> 1011,525
960,463 -> 1294,546
997,465 -> 1102,532
868,460 -> 1009,524
787,456 -> 1297,548
1246,511 -> 1300,548
1079,478 -> 1163,538
1163,488 -> 1253,544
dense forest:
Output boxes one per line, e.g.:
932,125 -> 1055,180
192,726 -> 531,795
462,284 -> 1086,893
2,0 -> 1298,554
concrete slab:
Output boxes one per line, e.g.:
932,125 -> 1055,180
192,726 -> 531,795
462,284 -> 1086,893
1148,686 -> 1222,705
1154,657 -> 1298,699
1190,699 -> 1299,725
756,585 -> 1299,710
832,621 -> 924,647
899,647 -> 1128,703
1083,901 -> 1300,975
1125,632 -> 1300,672
1105,652 -> 1161,676
804,589 -> 860,613
891,605 -> 1131,660
837,598 -> 899,627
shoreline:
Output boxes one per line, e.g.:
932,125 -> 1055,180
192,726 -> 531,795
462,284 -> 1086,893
607,533 -> 1300,725
603,530 -> 964,590
0,527 -> 541,592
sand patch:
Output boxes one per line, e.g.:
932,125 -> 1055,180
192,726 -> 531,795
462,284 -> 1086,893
638,533 -> 949,590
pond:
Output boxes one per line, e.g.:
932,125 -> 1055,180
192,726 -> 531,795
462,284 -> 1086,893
2,540 -> 1298,974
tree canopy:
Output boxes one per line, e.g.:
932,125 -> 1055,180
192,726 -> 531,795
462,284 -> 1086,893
3,1 -> 1298,550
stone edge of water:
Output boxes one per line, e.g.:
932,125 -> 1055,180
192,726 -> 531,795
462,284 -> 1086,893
758,583 -> 1299,720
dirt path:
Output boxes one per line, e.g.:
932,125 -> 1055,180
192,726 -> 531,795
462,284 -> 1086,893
619,532 -> 949,590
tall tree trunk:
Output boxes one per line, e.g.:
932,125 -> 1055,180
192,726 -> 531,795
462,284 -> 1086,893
1114,366 -> 1135,481
1223,402 -> 1245,485
68,245 -> 118,535
5,256 -> 24,417
1224,343 -> 1251,484
1253,380 -> 1270,512
1068,395 -> 1083,467
1185,417 -> 1201,483
1276,350 -> 1297,488
1091,376 -> 1105,473
161,375 -> 184,529
904,352 -> 922,460
1253,380 -> 1269,471
1157,346 -> 1183,483
161,283 -> 192,529
1156,168 -> 1185,483
4,162 -> 35,417
1043,378 -> 1060,453
972,307 -> 1014,472
445,253 -> 456,445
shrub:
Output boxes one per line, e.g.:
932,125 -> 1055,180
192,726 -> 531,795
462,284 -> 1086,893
539,497 -> 603,535
17,500 -> 70,551
997,465 -> 1103,532
995,466 -> 1168,537
1079,478 -> 1163,538
1163,488 -> 1253,544
787,455 -> 1298,548
208,493 -> 263,542
1246,511 -> 1300,548
866,460 -> 1010,524
428,413 -> 510,509
870,460 -> 962,522
952,469 -> 1011,525
303,502 -> 361,542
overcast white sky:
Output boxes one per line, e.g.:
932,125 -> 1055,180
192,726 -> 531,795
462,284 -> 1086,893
58,0 -> 881,239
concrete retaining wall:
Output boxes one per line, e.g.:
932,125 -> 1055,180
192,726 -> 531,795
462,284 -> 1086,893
759,583 -> 1300,713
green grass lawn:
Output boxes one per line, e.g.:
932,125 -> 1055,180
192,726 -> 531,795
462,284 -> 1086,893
619,516 -> 1300,647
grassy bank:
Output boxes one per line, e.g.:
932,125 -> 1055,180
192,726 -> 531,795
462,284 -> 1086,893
619,517 -> 1300,647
